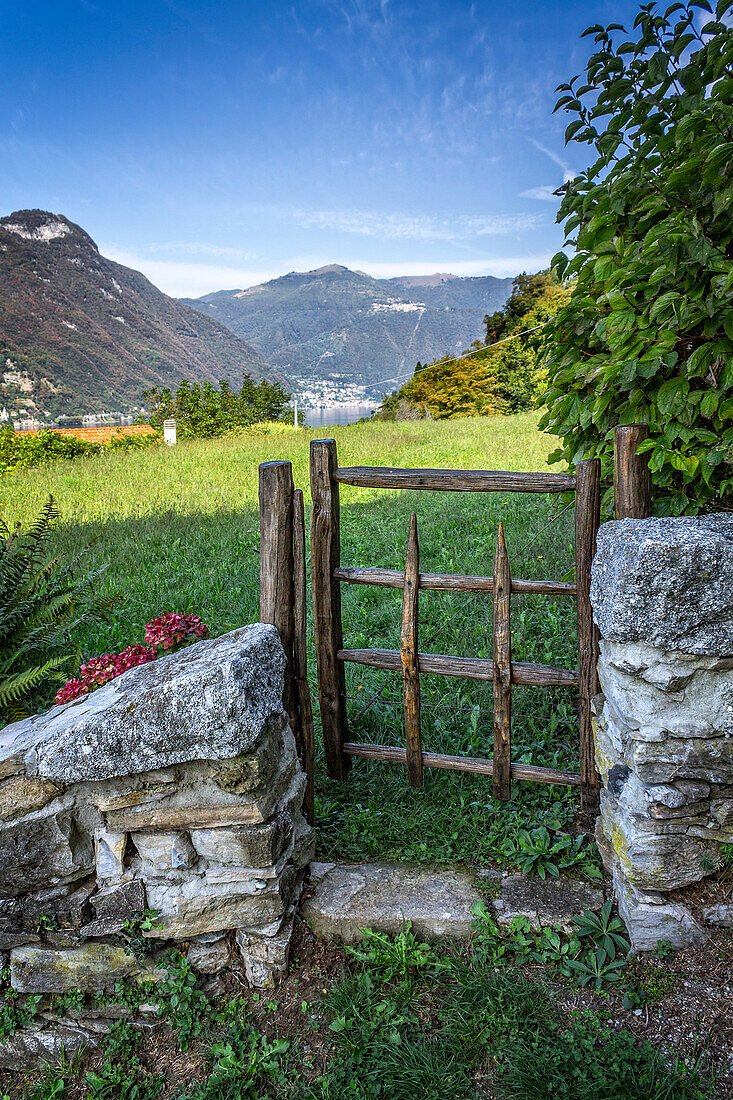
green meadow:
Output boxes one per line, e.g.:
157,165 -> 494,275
3,413 -> 582,864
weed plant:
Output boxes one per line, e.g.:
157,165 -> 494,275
305,922 -> 709,1100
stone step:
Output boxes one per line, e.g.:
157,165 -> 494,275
302,862 -> 482,943
302,862 -> 608,945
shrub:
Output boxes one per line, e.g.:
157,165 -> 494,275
540,3 -> 733,515
0,498 -> 112,722
106,429 -> 161,452
0,426 -> 160,473
143,375 -> 293,438
0,427 -> 97,472
55,612 -> 209,703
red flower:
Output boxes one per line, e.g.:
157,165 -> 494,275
144,612 -> 209,651
54,613 -> 209,705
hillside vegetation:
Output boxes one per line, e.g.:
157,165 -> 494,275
376,271 -> 569,420
0,210 -> 275,419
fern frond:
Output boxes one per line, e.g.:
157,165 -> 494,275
0,655 -> 70,707
0,499 -> 112,722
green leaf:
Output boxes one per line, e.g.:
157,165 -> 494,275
686,344 -> 714,376
699,390 -> 719,418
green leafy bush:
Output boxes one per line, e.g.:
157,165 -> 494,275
540,2 -> 733,514
0,498 -> 112,722
0,426 -> 159,474
143,374 -> 292,438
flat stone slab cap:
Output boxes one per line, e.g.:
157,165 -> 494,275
591,514 -> 733,654
490,873 -> 604,934
301,862 -> 481,943
0,624 -> 285,782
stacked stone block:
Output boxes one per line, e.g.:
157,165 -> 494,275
0,624 -> 314,1066
591,514 -> 733,950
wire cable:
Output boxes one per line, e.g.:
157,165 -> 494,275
366,321 -> 551,392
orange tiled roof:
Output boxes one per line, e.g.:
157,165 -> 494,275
15,425 -> 158,444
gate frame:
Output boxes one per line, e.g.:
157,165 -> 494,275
308,425 -> 650,813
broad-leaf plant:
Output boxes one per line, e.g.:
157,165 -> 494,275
540,1 -> 733,514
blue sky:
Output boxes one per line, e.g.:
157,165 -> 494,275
2,0 -> 641,297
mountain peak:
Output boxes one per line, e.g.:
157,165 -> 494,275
186,267 -> 513,400
0,209 -> 96,250
309,263 -> 351,276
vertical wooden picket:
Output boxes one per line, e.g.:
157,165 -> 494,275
492,523 -> 512,801
293,489 -> 315,825
401,512 -> 423,787
259,460 -> 297,734
614,425 -> 652,520
310,439 -> 350,780
575,458 -> 602,812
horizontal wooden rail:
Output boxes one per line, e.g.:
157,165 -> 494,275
343,742 -> 581,787
334,467 -> 577,494
338,648 -> 578,687
335,566 -> 576,597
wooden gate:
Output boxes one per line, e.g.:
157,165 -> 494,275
309,427 -> 651,812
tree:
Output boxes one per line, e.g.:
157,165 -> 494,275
143,374 -> 292,438
484,271 -> 559,344
540,1 -> 733,514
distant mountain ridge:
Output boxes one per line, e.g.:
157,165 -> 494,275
0,210 -> 275,419
183,264 -> 513,399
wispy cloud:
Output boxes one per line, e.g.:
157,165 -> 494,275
101,246 -> 551,298
286,208 -> 543,241
520,139 -> 576,203
529,138 -> 575,181
146,241 -> 254,258
519,185 -> 561,203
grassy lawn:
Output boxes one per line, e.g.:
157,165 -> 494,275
3,413 -> 582,866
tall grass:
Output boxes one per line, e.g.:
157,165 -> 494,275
2,413 -> 582,864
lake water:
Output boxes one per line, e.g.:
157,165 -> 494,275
302,404 -> 377,428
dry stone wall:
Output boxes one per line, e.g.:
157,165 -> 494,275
0,623 -> 314,1067
591,514 -> 733,951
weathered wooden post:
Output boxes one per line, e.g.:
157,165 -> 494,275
293,489 -> 315,825
401,513 -> 422,788
614,424 -> 651,519
259,460 -> 298,736
492,523 -> 512,801
310,439 -> 350,779
575,457 -> 602,812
